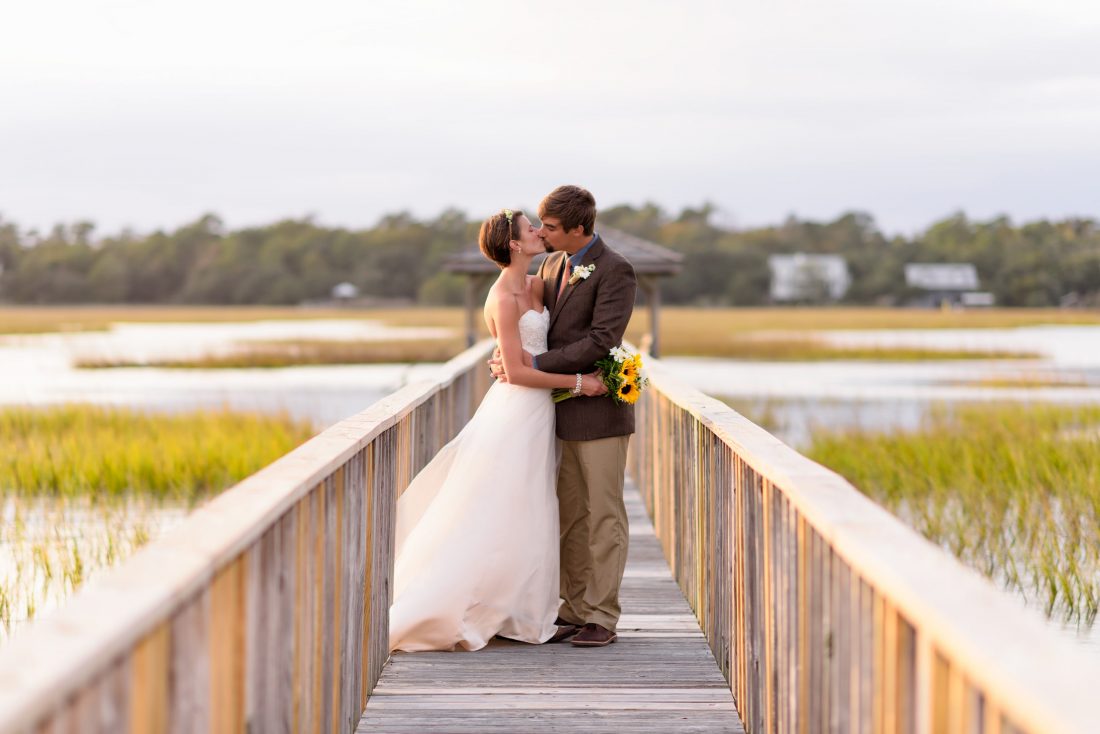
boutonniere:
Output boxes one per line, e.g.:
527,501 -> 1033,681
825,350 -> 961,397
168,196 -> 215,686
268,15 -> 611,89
568,264 -> 596,286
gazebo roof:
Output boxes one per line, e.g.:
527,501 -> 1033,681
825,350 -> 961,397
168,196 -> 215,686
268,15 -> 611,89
444,226 -> 683,276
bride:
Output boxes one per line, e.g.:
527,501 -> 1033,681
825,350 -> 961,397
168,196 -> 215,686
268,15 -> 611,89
389,208 -> 605,652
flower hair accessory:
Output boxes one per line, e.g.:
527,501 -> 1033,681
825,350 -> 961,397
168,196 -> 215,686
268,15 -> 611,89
501,208 -> 514,225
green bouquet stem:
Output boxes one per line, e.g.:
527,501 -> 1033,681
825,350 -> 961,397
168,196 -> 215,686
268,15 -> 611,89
551,388 -> 580,403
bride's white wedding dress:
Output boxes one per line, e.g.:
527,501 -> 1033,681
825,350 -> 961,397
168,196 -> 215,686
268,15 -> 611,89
389,307 -> 560,652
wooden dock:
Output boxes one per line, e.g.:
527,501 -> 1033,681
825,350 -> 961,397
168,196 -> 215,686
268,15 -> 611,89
4,341 -> 1100,733
356,483 -> 746,733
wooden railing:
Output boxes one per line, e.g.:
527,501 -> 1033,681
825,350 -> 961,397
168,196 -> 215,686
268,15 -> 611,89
0,341 -> 494,734
6,340 -> 1098,734
630,359 -> 1100,734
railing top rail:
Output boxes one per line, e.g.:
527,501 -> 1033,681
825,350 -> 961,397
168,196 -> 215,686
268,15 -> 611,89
646,359 -> 1100,734
0,339 -> 495,732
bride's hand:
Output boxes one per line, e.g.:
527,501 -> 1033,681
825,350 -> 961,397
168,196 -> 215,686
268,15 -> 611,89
487,348 -> 509,382
580,372 -> 607,397
487,348 -> 532,383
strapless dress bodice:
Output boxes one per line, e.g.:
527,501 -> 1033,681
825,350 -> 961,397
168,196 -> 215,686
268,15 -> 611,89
518,308 -> 549,356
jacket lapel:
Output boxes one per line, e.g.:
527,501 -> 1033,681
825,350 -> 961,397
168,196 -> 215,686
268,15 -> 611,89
550,236 -> 605,330
545,251 -> 568,313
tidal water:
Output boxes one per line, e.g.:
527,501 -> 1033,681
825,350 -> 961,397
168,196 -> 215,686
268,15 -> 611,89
666,324 -> 1100,655
2,318 -> 1099,656
664,325 -> 1100,448
0,319 -> 450,429
0,318 -> 445,641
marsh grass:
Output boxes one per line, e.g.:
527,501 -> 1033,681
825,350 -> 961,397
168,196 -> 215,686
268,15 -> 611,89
0,305 -> 1080,362
953,373 -> 1093,389
0,495 -> 188,643
1,405 -> 316,502
0,306 -> 469,335
656,334 -> 1036,361
76,337 -> 465,369
806,403 -> 1100,626
623,306 -> 1100,353
0,404 -> 316,642
718,397 -> 787,434
4,304 -> 1098,337
76,334 -> 1033,370
659,306 -> 1100,331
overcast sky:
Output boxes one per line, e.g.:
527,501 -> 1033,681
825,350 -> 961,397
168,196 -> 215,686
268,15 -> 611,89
2,0 -> 1098,237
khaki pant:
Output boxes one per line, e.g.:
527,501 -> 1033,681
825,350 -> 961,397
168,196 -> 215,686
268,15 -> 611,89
556,435 -> 630,632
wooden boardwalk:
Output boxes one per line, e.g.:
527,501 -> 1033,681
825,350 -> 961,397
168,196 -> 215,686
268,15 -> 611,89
356,483 -> 746,733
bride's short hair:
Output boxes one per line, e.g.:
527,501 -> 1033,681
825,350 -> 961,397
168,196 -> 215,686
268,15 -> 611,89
479,209 -> 523,269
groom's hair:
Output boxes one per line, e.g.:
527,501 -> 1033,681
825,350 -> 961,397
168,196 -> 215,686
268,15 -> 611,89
539,185 -> 596,236
478,209 -> 524,269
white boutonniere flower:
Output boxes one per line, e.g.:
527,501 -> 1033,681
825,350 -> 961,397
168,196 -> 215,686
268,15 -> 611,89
568,263 -> 596,286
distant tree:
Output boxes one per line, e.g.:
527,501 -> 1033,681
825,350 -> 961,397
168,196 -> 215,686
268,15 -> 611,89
598,203 -> 666,241
0,206 -> 1097,307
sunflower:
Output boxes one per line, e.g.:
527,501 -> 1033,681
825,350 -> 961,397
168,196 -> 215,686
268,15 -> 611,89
616,378 -> 641,404
621,355 -> 640,381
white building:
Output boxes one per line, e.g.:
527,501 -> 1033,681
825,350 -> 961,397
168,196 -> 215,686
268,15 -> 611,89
768,254 -> 851,303
331,282 -> 359,301
904,263 -> 979,291
904,263 -> 992,307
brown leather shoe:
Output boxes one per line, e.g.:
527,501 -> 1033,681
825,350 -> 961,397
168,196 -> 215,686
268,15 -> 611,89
547,624 -> 579,643
571,623 -> 617,647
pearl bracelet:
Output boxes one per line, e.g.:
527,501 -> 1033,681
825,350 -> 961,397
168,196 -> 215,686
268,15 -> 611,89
572,373 -> 583,396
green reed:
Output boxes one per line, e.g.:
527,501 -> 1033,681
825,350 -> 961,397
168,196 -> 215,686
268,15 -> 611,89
0,495 -> 185,641
807,403 -> 1100,626
664,335 -> 1036,361
76,337 -> 464,369
0,405 -> 316,641
0,405 -> 316,503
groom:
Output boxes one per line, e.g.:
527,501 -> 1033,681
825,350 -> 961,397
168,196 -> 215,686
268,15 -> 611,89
491,185 -> 637,647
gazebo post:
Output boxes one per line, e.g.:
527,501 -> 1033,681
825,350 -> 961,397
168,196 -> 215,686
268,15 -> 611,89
462,275 -> 488,347
463,275 -> 485,347
643,276 -> 662,357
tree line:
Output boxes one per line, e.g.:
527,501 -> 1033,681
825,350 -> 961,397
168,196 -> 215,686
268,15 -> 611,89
1,206 -> 1098,307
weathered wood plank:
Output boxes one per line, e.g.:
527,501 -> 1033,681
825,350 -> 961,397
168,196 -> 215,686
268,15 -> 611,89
169,587 -> 210,733
130,622 -> 170,733
358,709 -> 742,733
357,484 -> 745,733
209,558 -> 245,734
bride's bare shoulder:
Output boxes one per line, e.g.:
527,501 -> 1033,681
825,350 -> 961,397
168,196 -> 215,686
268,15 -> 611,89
485,285 -> 519,321
527,275 -> 545,305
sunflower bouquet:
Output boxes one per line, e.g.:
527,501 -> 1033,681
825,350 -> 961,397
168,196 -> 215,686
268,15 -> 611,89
552,345 -> 649,404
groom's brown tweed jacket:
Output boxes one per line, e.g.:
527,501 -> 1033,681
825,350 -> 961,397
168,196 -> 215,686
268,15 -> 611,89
536,235 -> 638,442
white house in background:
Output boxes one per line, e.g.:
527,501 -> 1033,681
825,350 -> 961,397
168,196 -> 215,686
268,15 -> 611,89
904,263 -> 979,291
960,291 -> 996,307
768,253 -> 851,303
331,282 -> 359,301
904,263 -> 993,307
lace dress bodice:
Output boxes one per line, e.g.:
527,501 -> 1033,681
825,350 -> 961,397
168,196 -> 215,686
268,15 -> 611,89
518,308 -> 550,356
